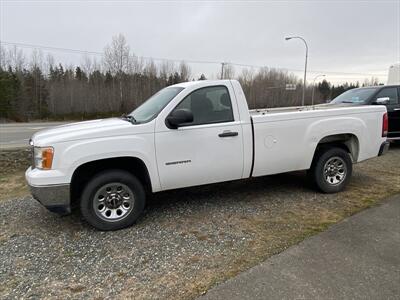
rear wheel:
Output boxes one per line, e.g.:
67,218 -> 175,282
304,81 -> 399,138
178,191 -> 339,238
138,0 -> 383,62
310,147 -> 352,193
80,170 -> 145,231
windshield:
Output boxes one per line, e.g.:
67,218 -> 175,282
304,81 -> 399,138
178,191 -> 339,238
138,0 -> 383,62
330,88 -> 378,104
129,86 -> 184,123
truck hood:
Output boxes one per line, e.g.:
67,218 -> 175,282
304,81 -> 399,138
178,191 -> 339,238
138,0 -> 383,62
32,118 -> 147,146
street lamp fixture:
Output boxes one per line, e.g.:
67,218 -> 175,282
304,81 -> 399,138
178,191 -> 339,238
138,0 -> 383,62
285,36 -> 308,106
311,74 -> 326,108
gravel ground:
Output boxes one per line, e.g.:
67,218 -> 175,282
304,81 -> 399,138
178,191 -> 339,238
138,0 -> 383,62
1,144 -> 399,299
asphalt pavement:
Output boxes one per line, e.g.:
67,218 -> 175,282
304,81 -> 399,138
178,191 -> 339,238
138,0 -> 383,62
0,122 -> 67,149
200,195 -> 400,300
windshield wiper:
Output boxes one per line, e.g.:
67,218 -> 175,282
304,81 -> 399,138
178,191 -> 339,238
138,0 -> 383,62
121,114 -> 137,124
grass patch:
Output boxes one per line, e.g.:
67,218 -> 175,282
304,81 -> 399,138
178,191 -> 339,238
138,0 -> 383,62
0,148 -> 30,201
0,171 -> 29,201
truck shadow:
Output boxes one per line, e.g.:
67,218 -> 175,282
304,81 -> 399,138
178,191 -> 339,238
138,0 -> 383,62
145,143 -> 400,210
389,142 -> 400,150
145,171 -> 310,210
36,173 -> 306,233
46,170 -> 311,232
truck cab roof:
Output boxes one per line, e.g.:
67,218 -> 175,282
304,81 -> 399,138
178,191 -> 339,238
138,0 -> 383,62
172,79 -> 237,89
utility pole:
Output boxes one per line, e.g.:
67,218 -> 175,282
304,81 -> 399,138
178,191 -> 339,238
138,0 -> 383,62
220,62 -> 225,79
285,36 -> 309,106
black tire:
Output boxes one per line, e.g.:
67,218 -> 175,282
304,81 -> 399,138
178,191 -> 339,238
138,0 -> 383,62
310,147 -> 353,193
80,169 -> 145,231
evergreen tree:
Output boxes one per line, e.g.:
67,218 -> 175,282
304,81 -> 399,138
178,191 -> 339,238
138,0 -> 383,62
21,67 -> 49,119
75,66 -> 84,81
0,69 -> 21,119
318,80 -> 331,101
169,72 -> 181,84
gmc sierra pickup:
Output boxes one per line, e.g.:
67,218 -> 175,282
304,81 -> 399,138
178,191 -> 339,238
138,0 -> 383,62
26,80 -> 390,230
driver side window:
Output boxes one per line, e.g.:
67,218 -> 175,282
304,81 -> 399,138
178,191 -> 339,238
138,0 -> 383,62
174,86 -> 234,126
374,88 -> 399,105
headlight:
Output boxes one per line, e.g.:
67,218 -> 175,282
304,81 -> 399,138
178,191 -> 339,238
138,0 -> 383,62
33,147 -> 54,170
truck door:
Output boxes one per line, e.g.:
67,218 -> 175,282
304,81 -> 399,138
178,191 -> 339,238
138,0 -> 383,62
155,85 -> 244,190
373,87 -> 400,138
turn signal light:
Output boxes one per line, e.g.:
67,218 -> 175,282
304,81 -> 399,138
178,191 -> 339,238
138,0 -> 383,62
34,147 -> 54,170
42,148 -> 54,169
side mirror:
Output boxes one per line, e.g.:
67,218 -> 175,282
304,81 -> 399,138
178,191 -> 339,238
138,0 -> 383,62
373,97 -> 390,105
166,109 -> 193,129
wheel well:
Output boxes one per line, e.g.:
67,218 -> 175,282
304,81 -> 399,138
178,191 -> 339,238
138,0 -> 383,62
70,157 -> 151,207
314,134 -> 359,162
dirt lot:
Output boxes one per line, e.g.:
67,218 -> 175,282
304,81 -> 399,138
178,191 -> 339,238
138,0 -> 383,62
1,144 -> 399,299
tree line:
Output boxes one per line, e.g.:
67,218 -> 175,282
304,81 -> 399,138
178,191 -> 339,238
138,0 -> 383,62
0,34 -> 381,121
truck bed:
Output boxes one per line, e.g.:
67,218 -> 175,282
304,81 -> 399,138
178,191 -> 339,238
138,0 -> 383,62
249,104 -> 381,123
249,103 -> 387,178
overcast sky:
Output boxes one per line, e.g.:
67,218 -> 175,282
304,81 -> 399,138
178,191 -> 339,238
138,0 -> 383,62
1,0 -> 399,83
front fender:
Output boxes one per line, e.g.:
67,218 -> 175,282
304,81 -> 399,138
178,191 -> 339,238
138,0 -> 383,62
57,133 -> 161,192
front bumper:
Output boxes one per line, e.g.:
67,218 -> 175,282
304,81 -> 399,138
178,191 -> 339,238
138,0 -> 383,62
378,141 -> 390,156
29,183 -> 71,215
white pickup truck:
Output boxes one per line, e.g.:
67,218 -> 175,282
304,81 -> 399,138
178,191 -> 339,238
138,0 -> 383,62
26,80 -> 390,230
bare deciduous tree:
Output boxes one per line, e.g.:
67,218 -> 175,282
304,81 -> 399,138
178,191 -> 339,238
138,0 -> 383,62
222,63 -> 235,79
144,59 -> 157,77
103,33 -> 131,74
45,53 -> 55,75
128,55 -> 143,74
179,61 -> 191,82
0,45 -> 9,70
30,49 -> 44,70
8,46 -> 25,70
103,34 -> 132,110
81,54 -> 94,75
362,77 -> 380,87
160,60 -> 175,79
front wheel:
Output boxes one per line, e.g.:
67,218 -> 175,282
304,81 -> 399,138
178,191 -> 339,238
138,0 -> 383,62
310,147 -> 353,193
80,170 -> 146,231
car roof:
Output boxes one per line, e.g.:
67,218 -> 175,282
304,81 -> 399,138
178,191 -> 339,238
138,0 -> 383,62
357,85 -> 399,89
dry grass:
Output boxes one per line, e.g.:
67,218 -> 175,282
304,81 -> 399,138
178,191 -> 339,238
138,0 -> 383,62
0,172 -> 29,201
1,145 -> 399,299
0,148 -> 30,201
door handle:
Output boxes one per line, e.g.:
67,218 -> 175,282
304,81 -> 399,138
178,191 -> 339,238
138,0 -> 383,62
394,108 -> 400,111
218,131 -> 238,137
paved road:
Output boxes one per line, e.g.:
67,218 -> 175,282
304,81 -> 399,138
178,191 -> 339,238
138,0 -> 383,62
0,122 -> 67,149
201,195 -> 400,300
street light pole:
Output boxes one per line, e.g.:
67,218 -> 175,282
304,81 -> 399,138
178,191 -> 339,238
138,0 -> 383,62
311,74 -> 326,108
285,36 -> 308,106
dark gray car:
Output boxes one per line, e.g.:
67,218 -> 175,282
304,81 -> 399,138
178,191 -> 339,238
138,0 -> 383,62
330,85 -> 400,140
